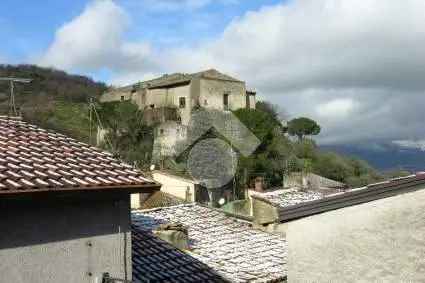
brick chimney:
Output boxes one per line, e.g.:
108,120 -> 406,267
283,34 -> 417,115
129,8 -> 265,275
153,222 -> 189,250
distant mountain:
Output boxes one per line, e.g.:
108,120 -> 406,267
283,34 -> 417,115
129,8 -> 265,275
321,143 -> 425,172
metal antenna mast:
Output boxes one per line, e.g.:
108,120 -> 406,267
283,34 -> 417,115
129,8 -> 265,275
0,77 -> 32,116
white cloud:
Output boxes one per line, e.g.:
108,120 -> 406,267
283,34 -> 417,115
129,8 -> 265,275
316,98 -> 356,119
40,0 -> 425,145
38,0 -> 155,74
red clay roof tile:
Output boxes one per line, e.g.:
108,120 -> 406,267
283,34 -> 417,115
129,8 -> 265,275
0,118 -> 159,194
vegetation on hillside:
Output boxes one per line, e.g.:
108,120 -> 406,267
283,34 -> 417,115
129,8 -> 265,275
233,102 -> 383,189
0,64 -> 107,142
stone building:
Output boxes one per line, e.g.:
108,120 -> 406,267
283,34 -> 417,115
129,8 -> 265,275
0,117 -> 160,283
100,69 -> 256,126
100,69 -> 257,159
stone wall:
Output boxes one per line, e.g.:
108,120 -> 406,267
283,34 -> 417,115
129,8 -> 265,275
287,187 -> 425,282
198,78 -> 246,111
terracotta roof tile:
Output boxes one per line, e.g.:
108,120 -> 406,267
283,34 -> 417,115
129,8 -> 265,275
0,118 -> 159,194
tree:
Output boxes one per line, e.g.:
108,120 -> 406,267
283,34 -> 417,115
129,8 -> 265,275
96,101 -> 154,169
256,100 -> 287,121
288,117 -> 321,141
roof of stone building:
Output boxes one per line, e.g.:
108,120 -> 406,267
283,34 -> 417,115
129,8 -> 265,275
132,204 -> 287,283
252,173 -> 425,223
129,69 -> 242,90
141,191 -> 187,210
0,118 -> 159,195
132,225 -> 229,283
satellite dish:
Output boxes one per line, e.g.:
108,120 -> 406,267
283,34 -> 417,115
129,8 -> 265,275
218,198 -> 226,206
150,164 -> 156,171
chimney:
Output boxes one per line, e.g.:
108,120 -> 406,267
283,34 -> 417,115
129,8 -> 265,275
153,222 -> 189,250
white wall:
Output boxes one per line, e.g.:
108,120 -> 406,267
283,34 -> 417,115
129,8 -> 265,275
287,187 -> 425,282
130,194 -> 140,209
0,195 -> 132,283
152,172 -> 197,202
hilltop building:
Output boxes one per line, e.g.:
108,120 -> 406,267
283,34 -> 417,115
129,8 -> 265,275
101,69 -> 256,126
99,68 -> 257,158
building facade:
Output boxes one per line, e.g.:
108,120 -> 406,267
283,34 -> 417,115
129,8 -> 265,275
100,69 -> 256,126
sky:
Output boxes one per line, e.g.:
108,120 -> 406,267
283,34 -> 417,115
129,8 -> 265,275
1,0 -> 425,149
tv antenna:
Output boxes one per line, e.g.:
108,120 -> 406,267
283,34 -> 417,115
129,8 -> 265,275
0,77 -> 32,116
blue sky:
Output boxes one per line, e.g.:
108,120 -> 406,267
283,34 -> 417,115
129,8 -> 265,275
0,0 -> 281,76
1,0 -> 425,147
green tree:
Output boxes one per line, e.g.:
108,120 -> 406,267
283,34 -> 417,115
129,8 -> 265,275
96,101 -> 154,169
288,117 -> 321,141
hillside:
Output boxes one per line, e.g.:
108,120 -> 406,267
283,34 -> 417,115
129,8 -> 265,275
0,64 -> 401,188
0,64 -> 107,142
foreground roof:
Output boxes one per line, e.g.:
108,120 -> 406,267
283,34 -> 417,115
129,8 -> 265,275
252,173 -> 425,223
0,118 -> 159,195
132,226 -> 229,283
132,204 -> 287,283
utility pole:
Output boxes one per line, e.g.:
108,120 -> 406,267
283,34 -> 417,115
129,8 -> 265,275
0,77 -> 32,116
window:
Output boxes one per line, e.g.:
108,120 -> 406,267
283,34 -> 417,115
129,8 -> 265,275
179,97 -> 186,108
204,99 -> 208,106
120,95 -> 125,101
223,93 -> 229,110
159,129 -> 164,135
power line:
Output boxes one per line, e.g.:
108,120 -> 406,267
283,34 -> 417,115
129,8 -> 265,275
0,77 -> 32,116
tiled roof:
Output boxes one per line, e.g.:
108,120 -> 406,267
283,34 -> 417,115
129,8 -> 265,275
137,69 -> 242,89
105,69 -> 243,93
253,173 -> 425,223
251,188 -> 324,208
132,204 -> 287,283
141,191 -> 187,210
132,226 -> 229,283
0,118 -> 159,194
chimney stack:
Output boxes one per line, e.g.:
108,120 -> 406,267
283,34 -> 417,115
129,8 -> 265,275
153,222 -> 189,250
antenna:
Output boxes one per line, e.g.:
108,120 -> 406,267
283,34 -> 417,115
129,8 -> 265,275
0,77 -> 32,116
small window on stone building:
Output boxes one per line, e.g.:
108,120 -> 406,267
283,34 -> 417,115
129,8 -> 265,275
160,129 -> 164,135
223,93 -> 229,110
179,97 -> 186,108
204,99 -> 208,106
150,104 -> 155,109
120,95 -> 125,101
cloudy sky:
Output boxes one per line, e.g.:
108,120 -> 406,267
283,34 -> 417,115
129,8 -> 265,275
2,0 -> 425,148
